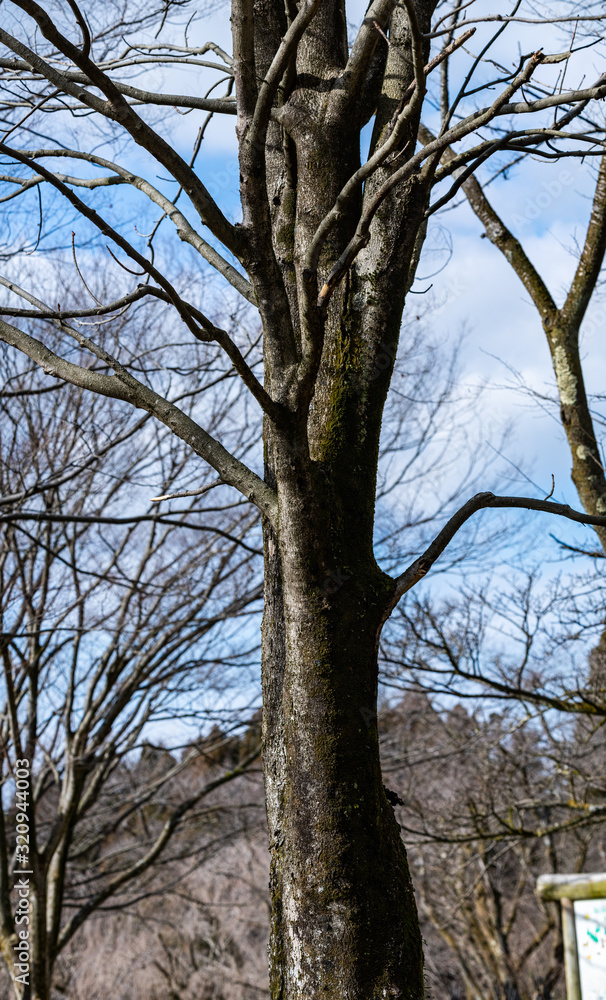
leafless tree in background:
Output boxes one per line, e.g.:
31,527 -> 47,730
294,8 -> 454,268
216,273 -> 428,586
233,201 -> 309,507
383,565 -> 606,717
379,575 -> 606,999
379,691 -> 606,1000
0,338 -> 264,999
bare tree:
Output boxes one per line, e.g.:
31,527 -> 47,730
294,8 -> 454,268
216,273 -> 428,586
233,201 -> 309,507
380,693 -> 606,1000
0,347 -> 264,999
383,566 -> 606,716
422,95 -> 606,555
3,3 -> 606,996
48,733 -> 269,1000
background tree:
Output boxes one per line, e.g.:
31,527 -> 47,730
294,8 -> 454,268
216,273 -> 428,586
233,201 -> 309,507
425,112 -> 606,554
3,3 -> 606,998
380,570 -> 606,997
380,691 -> 606,1000
0,339 -> 264,1000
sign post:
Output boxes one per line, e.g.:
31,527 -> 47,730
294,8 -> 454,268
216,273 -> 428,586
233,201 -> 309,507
537,874 -> 606,1000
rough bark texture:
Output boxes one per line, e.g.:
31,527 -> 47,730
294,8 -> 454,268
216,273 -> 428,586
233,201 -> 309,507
261,443 -> 424,998
251,2 -> 436,993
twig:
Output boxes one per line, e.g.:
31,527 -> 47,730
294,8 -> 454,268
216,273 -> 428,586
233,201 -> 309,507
549,534 -> 605,559
105,245 -> 147,276
72,232 -> 102,305
150,479 -> 225,502
65,0 -> 91,59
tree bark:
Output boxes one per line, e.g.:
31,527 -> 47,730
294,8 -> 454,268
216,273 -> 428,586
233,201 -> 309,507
261,445 -> 424,998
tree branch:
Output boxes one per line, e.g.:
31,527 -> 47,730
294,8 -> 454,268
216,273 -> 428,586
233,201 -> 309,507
418,123 -> 557,320
0,512 -> 262,553
150,480 -> 224,502
1,5 -> 242,256
0,316 -> 278,523
561,151 -> 606,329
0,283 -> 152,319
0,53 -> 237,112
9,146 -> 254,302
0,271 -> 280,426
341,0 -> 395,96
318,49 -> 544,309
0,150 -> 282,422
390,491 -> 606,608
0,143 -> 226,340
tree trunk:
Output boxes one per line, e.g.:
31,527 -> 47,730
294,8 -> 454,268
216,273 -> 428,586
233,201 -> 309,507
544,314 -> 606,547
261,426 -> 424,998
28,875 -> 50,1000
253,4 -> 434,991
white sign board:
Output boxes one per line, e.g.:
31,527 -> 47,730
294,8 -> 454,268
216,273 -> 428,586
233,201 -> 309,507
575,898 -> 606,1000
